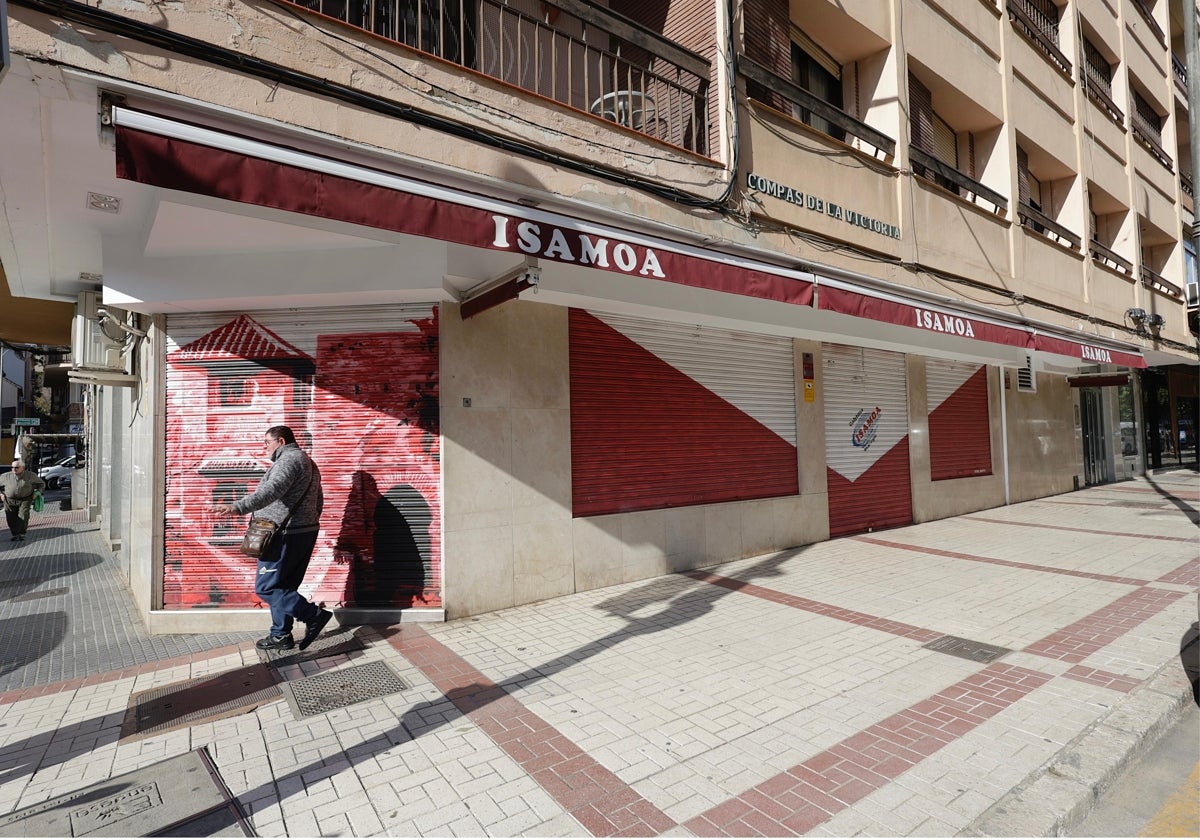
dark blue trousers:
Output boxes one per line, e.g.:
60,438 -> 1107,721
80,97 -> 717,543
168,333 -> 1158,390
255,529 -> 321,636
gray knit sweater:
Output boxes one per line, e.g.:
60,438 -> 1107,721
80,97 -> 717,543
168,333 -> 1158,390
234,443 -> 323,533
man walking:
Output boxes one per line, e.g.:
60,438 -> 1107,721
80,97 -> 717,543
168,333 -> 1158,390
212,426 -> 333,651
0,460 -> 45,542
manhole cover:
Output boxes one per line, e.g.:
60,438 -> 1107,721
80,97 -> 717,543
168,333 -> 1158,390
923,635 -> 1010,663
7,587 -> 69,602
121,664 -> 281,740
257,627 -> 366,666
281,661 -> 408,719
0,747 -> 254,837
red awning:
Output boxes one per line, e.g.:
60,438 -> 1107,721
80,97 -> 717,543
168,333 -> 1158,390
111,110 -> 813,310
817,281 -> 1146,369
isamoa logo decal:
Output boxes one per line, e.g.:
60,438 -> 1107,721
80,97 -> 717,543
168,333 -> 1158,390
491,215 -> 666,278
913,307 -> 976,337
850,406 -> 882,450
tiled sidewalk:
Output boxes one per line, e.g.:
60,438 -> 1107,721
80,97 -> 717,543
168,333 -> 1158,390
0,472 -> 1196,836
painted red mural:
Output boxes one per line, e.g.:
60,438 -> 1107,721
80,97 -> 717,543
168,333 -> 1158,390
163,311 -> 440,611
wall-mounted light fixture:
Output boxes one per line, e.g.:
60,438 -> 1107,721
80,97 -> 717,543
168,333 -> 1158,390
1146,313 -> 1166,331
1125,307 -> 1147,328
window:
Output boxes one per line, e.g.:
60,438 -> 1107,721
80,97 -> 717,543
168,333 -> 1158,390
791,29 -> 844,142
1017,146 -> 1045,231
1132,91 -> 1162,142
1186,240 -> 1198,307
909,72 -> 967,194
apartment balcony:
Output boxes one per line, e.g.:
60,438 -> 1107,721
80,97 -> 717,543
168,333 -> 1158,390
737,57 -> 903,256
1088,238 -> 1137,323
1173,53 -> 1189,100
909,161 -> 1011,285
1141,264 -> 1183,299
1006,0 -> 1071,78
1015,220 -> 1086,310
285,0 -> 711,154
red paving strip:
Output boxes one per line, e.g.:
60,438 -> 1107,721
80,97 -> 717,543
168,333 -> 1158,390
682,571 -> 943,642
1062,666 -> 1141,694
853,536 -> 1150,586
1023,587 -> 1188,663
384,624 -> 676,837
1101,485 -> 1200,501
683,664 -> 1053,837
1157,558 -> 1199,586
0,642 -> 252,705
962,515 -> 1196,543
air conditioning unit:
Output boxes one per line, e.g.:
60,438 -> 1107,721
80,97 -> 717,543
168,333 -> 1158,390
71,290 -> 126,373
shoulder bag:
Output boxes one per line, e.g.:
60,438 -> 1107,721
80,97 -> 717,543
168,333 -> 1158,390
239,466 -> 315,558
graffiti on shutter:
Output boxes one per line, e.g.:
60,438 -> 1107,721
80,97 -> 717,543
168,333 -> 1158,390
163,305 -> 441,612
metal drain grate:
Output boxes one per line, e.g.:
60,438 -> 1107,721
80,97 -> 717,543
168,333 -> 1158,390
7,587 -> 68,602
1107,500 -> 1166,509
120,664 -> 281,740
258,627 -> 366,666
281,661 -> 409,719
923,635 -> 1011,663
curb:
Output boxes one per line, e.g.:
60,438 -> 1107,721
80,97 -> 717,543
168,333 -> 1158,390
961,657 -> 1196,837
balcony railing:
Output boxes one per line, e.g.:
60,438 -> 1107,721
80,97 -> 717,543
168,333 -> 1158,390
1018,201 -> 1081,249
1140,265 -> 1182,297
1173,54 -> 1189,96
286,0 -> 711,153
1080,67 -> 1123,124
1131,106 -> 1173,171
1089,237 -> 1133,273
910,146 -> 1008,213
1130,0 -> 1165,46
1007,0 -> 1071,75
737,55 -> 896,157
1183,170 -> 1194,200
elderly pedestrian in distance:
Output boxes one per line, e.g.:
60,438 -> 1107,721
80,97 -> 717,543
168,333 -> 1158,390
0,460 -> 45,542
211,425 -> 333,651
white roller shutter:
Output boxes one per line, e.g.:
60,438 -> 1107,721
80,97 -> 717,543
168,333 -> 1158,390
823,344 -> 911,535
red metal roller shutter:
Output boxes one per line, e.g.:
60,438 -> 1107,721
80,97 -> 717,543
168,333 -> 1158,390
570,309 -> 798,516
163,305 -> 441,612
823,344 -> 911,536
927,360 -> 992,480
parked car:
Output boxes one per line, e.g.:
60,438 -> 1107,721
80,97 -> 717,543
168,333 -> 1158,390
38,455 -> 77,489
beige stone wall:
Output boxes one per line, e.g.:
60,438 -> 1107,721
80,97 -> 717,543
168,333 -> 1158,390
439,301 -> 829,619
1002,371 -> 1083,502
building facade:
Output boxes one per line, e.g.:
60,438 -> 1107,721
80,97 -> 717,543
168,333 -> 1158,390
1,0 -> 1197,630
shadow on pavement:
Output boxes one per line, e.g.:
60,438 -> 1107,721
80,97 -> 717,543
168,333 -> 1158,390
0,611 -> 68,684
0,548 -> 803,821
1182,621 -> 1199,708
1144,472 -> 1200,525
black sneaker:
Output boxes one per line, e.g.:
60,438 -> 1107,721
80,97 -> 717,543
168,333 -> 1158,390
298,609 -> 333,651
256,633 -> 295,650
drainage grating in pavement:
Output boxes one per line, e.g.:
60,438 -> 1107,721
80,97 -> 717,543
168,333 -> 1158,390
7,587 -> 69,602
923,635 -> 1011,663
0,747 -> 254,837
257,626 -> 366,667
1107,500 -> 1167,509
120,663 -> 281,741
281,660 -> 409,719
